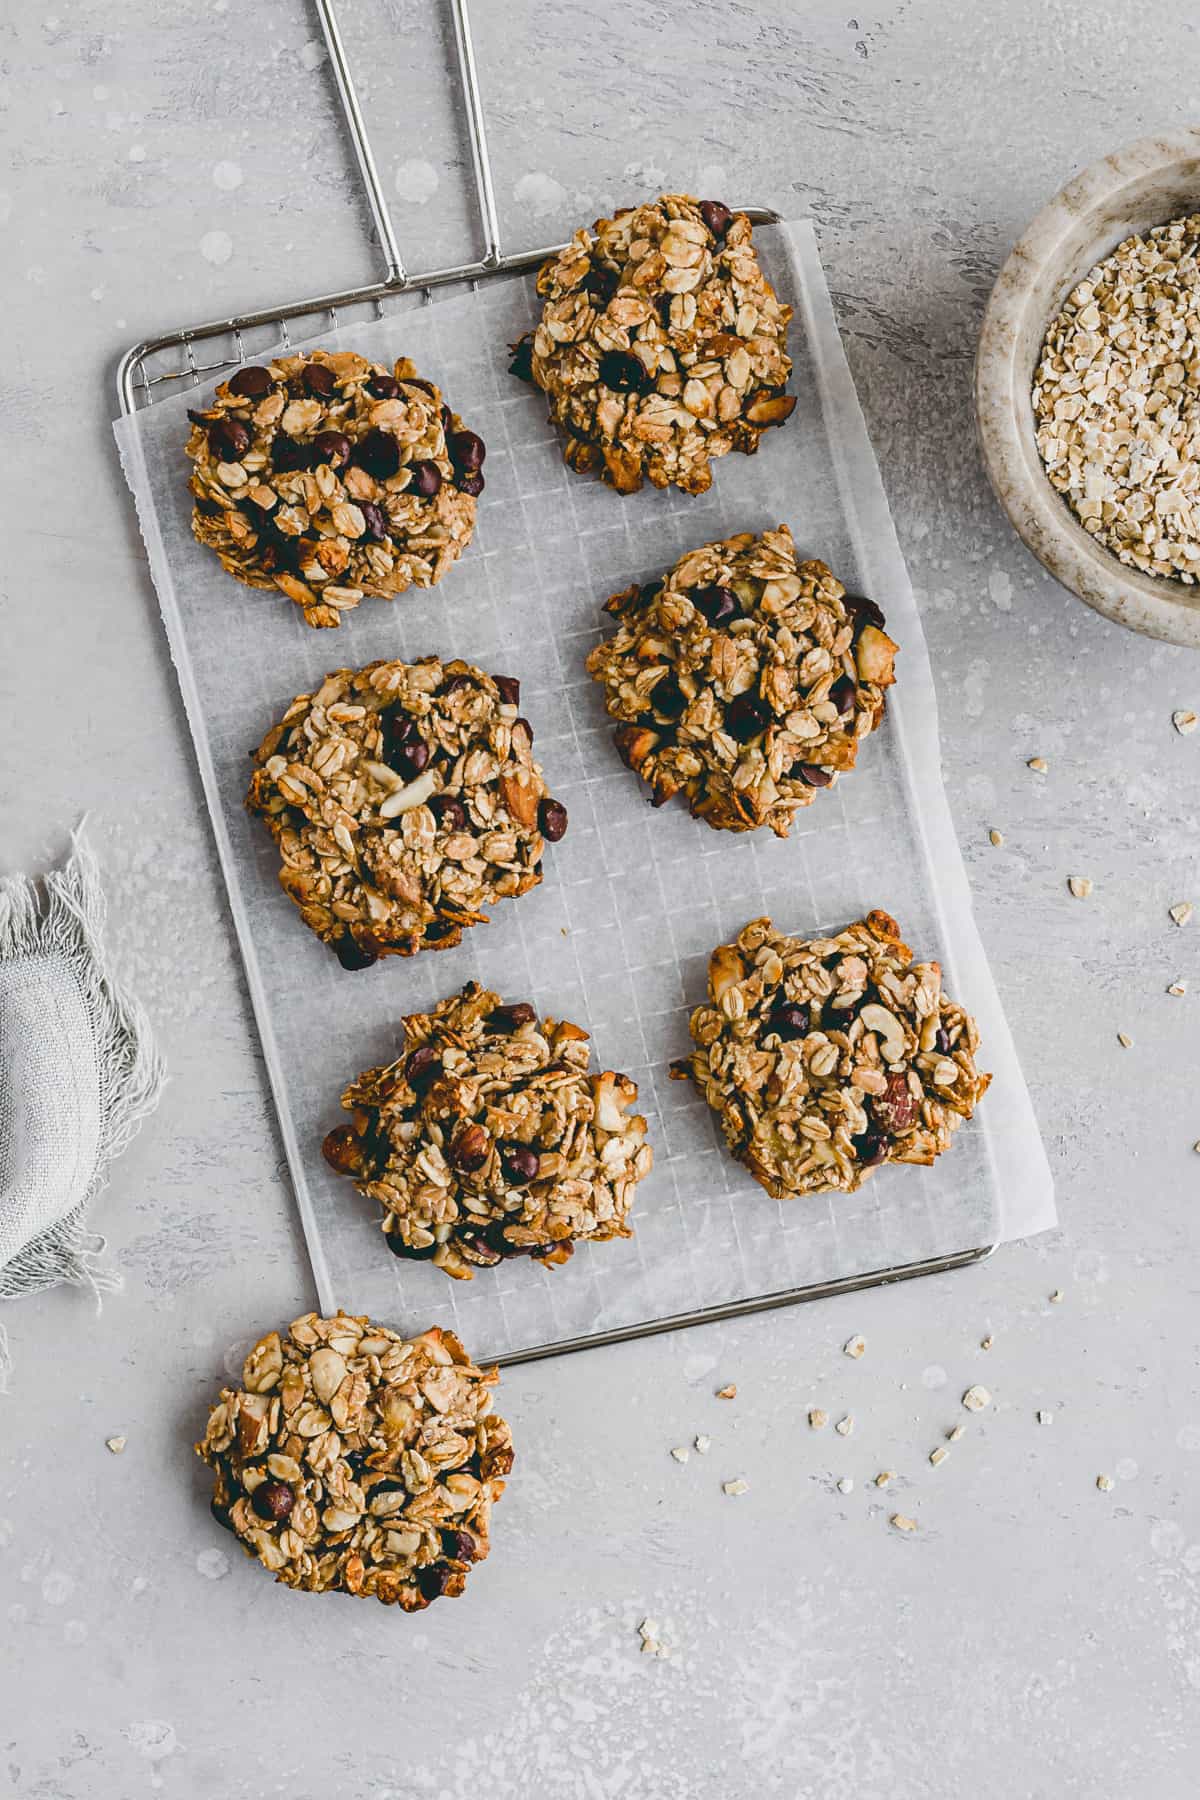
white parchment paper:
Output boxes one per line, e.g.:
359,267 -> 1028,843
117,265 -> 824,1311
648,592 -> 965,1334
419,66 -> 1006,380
115,220 -> 1055,1360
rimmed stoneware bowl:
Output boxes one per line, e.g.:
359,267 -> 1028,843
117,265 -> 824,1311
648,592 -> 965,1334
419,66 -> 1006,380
976,127 -> 1200,648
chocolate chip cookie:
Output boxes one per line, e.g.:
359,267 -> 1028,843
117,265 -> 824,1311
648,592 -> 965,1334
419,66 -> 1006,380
511,194 -> 794,495
197,1312 -> 512,1609
671,912 -> 991,1197
186,349 -> 484,627
246,658 -> 566,968
323,981 -> 653,1280
586,525 -> 897,834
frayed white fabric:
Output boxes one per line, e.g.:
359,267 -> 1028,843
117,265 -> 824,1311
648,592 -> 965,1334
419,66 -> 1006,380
0,825 -> 166,1386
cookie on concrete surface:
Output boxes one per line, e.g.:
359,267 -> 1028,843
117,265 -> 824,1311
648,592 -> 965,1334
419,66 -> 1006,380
246,658 -> 566,968
323,980 -> 653,1280
186,348 -> 484,627
197,1312 -> 512,1609
511,194 -> 793,495
586,525 -> 897,834
671,911 -> 990,1196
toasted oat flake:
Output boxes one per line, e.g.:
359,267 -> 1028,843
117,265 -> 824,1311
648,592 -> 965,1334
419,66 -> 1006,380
1168,981 -> 1188,996
835,1415 -> 854,1437
808,1408 -> 828,1430
962,1384 -> 991,1412
694,1434 -> 711,1455
716,1384 -> 738,1400
890,1513 -> 918,1533
1174,710 -> 1198,735
1027,756 -> 1049,774
947,1424 -> 966,1443
638,1617 -> 660,1641
1068,876 -> 1093,899
105,1436 -> 127,1455
722,1478 -> 750,1497
670,1445 -> 690,1464
875,1471 -> 895,1488
929,1445 -> 950,1467
1096,1474 -> 1114,1493
1170,902 -> 1194,927
989,828 -> 1004,846
1117,1032 -> 1133,1049
844,1335 -> 867,1360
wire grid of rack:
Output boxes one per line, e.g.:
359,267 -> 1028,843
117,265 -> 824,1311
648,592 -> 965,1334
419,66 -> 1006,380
115,0 -> 995,1366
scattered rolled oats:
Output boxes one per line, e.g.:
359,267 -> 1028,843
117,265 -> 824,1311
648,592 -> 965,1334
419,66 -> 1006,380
928,1445 -> 949,1467
989,828 -> 1004,846
1068,876 -> 1093,899
1027,756 -> 1049,774
716,1384 -> 737,1400
722,1478 -> 750,1497
1117,1032 -> 1133,1049
587,526 -> 896,835
246,657 -> 565,967
1096,1474 -> 1114,1493
694,1434 -> 711,1455
513,194 -> 794,496
1173,710 -> 1198,735
844,1335 -> 868,1360
196,1313 -> 511,1608
808,1408 -> 828,1430
837,1477 -> 854,1494
186,350 -> 482,626
1034,217 -> 1200,584
322,981 -> 652,1280
834,1415 -> 854,1437
672,912 -> 991,1197
889,1513 -> 918,1532
105,1436 -> 127,1455
962,1385 -> 991,1412
670,1446 -> 690,1464
1170,901 -> 1194,927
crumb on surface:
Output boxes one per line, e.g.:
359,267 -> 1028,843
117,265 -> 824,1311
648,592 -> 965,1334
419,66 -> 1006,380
722,1477 -> 750,1497
962,1384 -> 991,1412
843,1335 -> 866,1359
808,1408 -> 828,1430
105,1436 -> 126,1455
890,1512 -> 918,1532
716,1384 -> 737,1400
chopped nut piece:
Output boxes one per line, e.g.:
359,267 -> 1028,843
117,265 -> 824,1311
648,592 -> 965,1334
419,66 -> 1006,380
989,828 -> 1004,846
980,1334 -> 994,1350
670,1446 -> 690,1465
962,1384 -> 992,1412
1027,756 -> 1048,774
1117,1032 -> 1133,1049
323,981 -> 651,1279
834,1415 -> 854,1437
1068,876 -> 1093,899
946,1425 -> 965,1443
875,1471 -> 895,1488
844,1335 -> 867,1359
889,1513 -> 918,1532
837,1477 -> 854,1494
1096,1474 -> 1114,1493
1168,981 -> 1187,996
722,1478 -> 750,1497
929,1445 -> 949,1467
716,1384 -> 737,1400
638,1617 -> 660,1641
808,1408 -> 828,1430
1174,710 -> 1198,735
1050,1289 -> 1064,1303
694,1434 -> 711,1455
105,1436 -> 127,1455
1170,902 -> 1194,927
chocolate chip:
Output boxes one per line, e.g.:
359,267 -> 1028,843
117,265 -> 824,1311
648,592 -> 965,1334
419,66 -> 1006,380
692,584 -> 739,626
447,428 -> 486,474
208,417 -> 250,461
359,500 -> 389,541
252,1481 -> 294,1523
381,709 -> 420,764
499,1142 -> 540,1186
272,434 -> 311,473
408,458 -> 443,498
770,1002 -> 809,1041
651,674 -> 688,719
229,364 -> 272,399
322,1125 -> 365,1176
699,199 -> 733,240
442,673 -> 471,695
187,408 -> 213,426
449,1123 -> 491,1173
584,262 -> 619,305
416,1563 -> 455,1601
210,1498 -> 235,1534
488,1001 -> 536,1033
639,578 -> 664,604
936,1025 -> 951,1055
598,349 -> 653,394
796,763 -> 833,787
494,674 -> 520,707
441,1527 -> 478,1562
509,335 -> 534,382
352,428 -> 401,479
724,692 -> 772,743
404,1044 -> 441,1090
457,471 -> 485,498
386,1232 -> 437,1260
538,798 -> 568,842
302,361 -> 336,398
335,935 -> 378,971
842,593 -> 886,633
312,429 -> 352,471
440,403 -> 453,433
368,374 -> 400,399
852,1131 -> 888,1168
396,740 -> 430,779
429,793 -> 466,830
829,676 -> 857,716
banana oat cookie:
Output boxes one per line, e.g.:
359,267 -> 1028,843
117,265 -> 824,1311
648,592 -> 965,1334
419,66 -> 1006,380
246,658 -> 567,969
671,912 -> 990,1197
511,194 -> 794,495
323,980 -> 653,1280
197,1312 -> 512,1609
586,525 -> 897,834
186,348 -> 485,627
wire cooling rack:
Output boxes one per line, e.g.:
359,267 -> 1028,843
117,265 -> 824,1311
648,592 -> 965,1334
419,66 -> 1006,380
116,0 -> 997,1364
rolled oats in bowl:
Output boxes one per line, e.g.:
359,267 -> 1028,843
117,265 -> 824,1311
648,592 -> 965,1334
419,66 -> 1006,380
186,348 -> 485,626
1034,214 -> 1200,583
323,980 -> 653,1280
671,911 -> 990,1197
511,193 -> 795,495
197,1312 -> 512,1609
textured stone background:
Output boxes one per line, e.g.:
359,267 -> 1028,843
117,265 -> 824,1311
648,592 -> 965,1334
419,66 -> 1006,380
3,2 -> 1200,1794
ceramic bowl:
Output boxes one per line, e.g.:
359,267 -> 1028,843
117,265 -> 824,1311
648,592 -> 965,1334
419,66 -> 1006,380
975,127 -> 1200,648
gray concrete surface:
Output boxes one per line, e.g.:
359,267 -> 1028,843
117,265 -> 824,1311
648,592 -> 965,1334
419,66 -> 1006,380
3,2 -> 1200,1795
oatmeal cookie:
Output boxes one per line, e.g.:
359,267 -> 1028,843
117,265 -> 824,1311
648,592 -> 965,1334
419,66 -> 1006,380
586,525 -> 897,834
671,912 -> 990,1196
323,980 -> 653,1280
511,194 -> 794,495
197,1312 -> 512,1609
246,658 -> 567,968
186,348 -> 485,627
